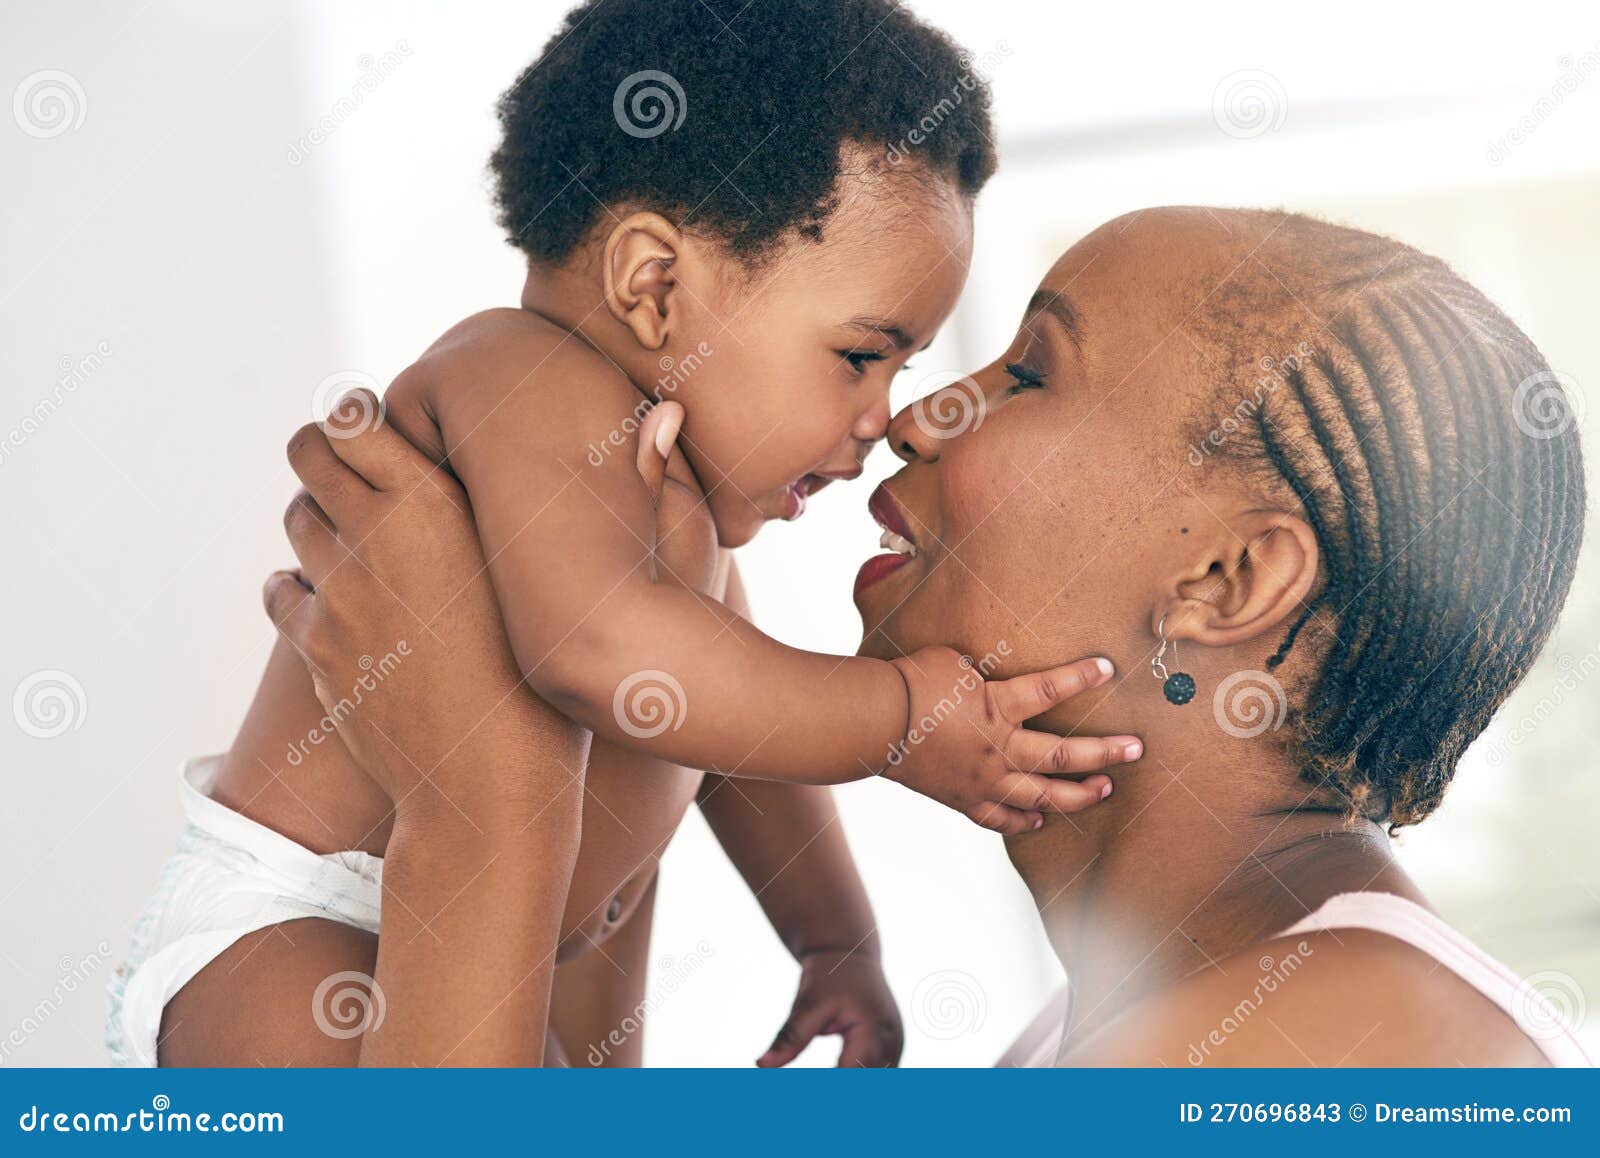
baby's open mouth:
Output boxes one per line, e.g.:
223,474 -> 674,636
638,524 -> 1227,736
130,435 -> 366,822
782,470 -> 854,521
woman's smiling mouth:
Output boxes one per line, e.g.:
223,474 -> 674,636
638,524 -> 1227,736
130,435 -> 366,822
855,484 -> 920,599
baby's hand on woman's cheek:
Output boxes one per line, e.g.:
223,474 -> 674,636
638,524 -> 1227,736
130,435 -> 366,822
884,649 -> 1144,835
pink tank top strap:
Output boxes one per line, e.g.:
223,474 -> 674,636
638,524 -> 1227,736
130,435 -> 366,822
1279,891 -> 1591,1067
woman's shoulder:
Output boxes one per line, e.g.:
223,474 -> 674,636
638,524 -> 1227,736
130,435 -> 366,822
1069,927 -> 1547,1067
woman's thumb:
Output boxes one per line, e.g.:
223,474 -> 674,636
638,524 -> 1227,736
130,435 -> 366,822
635,400 -> 684,505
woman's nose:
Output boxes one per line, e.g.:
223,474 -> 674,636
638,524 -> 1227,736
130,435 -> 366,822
888,377 -> 985,463
887,402 -> 931,463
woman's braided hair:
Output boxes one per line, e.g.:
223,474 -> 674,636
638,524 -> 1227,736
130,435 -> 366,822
1202,212 -> 1586,828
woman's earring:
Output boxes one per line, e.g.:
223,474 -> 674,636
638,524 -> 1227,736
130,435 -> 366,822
1152,615 -> 1196,706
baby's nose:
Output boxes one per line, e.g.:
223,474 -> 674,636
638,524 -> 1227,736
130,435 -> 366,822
851,393 -> 891,444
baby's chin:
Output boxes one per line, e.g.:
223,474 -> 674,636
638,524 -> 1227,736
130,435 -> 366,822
708,486 -> 795,548
707,499 -> 765,550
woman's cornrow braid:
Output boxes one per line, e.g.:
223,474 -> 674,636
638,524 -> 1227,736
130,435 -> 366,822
1213,214 -> 1585,828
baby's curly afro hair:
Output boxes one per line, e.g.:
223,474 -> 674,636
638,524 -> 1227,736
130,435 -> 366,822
490,0 -> 997,266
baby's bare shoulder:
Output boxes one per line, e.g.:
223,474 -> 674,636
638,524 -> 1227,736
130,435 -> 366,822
391,309 -> 640,451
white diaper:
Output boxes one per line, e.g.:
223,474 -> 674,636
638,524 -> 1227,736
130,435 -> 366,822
105,756 -> 384,1066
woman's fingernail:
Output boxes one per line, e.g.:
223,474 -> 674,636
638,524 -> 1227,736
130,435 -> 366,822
1100,780 -> 1114,800
1032,815 -> 1044,830
1095,657 -> 1114,678
1123,739 -> 1143,760
654,417 -> 676,457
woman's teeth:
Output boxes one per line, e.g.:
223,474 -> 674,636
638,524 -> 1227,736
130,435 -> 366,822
879,529 -> 917,557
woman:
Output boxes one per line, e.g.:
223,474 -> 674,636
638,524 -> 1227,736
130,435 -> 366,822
263,207 -> 1590,1065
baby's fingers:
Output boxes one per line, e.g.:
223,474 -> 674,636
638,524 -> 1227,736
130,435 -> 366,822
1009,731 -> 1143,776
964,801 -> 1045,835
757,995 -> 830,1068
994,770 -> 1114,815
987,657 -> 1115,725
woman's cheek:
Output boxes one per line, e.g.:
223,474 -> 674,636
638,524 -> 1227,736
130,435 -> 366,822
940,434 -> 1028,537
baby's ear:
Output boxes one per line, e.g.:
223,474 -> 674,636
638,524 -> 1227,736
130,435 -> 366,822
602,212 -> 680,349
1156,511 -> 1319,649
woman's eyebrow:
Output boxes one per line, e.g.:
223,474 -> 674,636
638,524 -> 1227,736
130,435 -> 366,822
1024,289 -> 1086,353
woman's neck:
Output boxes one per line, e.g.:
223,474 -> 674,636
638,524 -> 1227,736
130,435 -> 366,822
1005,749 -> 1422,1048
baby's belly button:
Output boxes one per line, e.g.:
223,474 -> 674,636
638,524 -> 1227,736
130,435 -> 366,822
601,870 -> 652,928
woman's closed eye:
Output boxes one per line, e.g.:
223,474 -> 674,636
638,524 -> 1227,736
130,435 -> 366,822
1004,361 -> 1047,393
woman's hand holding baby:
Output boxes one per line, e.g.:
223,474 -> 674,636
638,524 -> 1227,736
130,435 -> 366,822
264,389 -> 584,1064
885,649 -> 1143,834
265,391 -> 582,829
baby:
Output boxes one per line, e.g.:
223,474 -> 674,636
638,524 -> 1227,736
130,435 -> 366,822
109,0 -> 1140,1067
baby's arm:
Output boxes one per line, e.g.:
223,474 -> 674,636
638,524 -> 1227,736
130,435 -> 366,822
403,311 -> 903,778
384,311 -> 1138,830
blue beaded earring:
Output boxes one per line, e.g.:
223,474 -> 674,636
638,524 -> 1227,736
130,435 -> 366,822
1152,614 -> 1195,705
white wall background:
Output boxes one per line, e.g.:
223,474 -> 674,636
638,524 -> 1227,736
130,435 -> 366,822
3,0 -> 1597,1066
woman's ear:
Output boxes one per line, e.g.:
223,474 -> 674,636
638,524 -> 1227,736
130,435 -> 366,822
1155,511 -> 1319,648
602,212 -> 680,350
